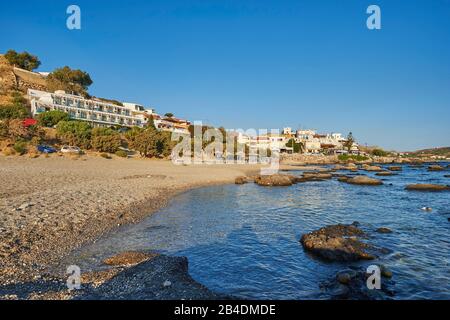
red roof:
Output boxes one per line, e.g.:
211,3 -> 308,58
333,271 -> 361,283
23,118 -> 37,127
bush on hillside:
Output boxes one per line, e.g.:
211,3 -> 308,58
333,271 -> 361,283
56,120 -> 92,148
37,110 -> 70,127
338,154 -> 369,162
4,50 -> 41,71
129,127 -> 173,158
115,150 -> 128,158
13,141 -> 27,155
371,148 -> 388,157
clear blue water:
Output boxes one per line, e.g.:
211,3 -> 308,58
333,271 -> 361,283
64,163 -> 450,299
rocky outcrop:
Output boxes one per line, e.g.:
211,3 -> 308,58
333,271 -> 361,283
344,176 -> 383,186
300,224 -> 376,262
235,176 -> 248,185
405,184 -> 450,192
387,166 -> 402,171
302,172 -> 333,180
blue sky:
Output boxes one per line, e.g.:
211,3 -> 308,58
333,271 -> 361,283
1,0 -> 449,151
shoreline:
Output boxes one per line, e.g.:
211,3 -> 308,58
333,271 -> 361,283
1,154 -> 447,299
0,154 -> 265,294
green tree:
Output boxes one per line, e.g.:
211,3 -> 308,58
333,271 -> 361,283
4,50 -> 41,71
91,127 -> 122,152
286,138 -> 304,153
0,91 -> 30,120
37,110 -> 70,127
47,66 -> 93,96
371,148 -> 388,157
343,132 -> 355,152
129,127 -> 172,157
164,113 -> 174,118
56,120 -> 92,148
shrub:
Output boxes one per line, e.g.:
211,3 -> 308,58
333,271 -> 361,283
0,104 -> 29,120
115,150 -> 128,158
7,119 -> 29,140
371,149 -> 388,157
338,154 -> 369,162
100,153 -> 111,159
91,134 -> 122,153
129,127 -> 173,157
13,141 -> 27,155
37,110 -> 70,127
3,147 -> 15,156
56,121 -> 92,148
4,50 -> 41,71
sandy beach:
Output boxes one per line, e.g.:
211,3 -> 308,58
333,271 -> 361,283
0,154 -> 261,286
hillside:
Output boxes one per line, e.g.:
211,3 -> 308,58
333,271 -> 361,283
407,147 -> 450,158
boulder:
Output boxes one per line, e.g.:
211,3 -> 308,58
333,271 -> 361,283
103,251 -> 158,267
362,164 -> 383,172
254,174 -> 293,186
376,227 -> 392,234
387,166 -> 402,171
345,176 -> 383,186
302,172 -> 333,180
300,224 -> 376,262
375,171 -> 395,176
235,176 -> 248,185
428,165 -> 444,171
405,184 -> 450,192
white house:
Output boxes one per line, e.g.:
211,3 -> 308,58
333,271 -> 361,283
28,89 -> 152,128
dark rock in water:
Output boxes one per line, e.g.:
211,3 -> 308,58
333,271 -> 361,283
428,165 -> 444,171
376,227 -> 392,234
254,174 -> 294,186
376,171 -> 395,176
321,267 -> 395,300
79,255 -> 226,300
235,176 -> 248,185
300,224 -> 376,262
380,265 -> 393,278
352,221 -> 360,227
337,176 -> 350,182
405,184 -> 450,192
387,166 -> 402,171
448,217 -> 450,222
444,175 -> 450,178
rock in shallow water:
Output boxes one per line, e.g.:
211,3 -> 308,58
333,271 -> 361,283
405,184 -> 450,192
376,227 -> 392,234
300,224 -> 376,262
254,174 -> 294,186
344,176 -> 383,186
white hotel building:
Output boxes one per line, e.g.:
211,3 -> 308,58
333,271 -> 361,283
28,89 -> 153,128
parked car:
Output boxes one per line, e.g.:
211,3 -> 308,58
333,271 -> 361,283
37,145 -> 57,154
61,146 -> 81,154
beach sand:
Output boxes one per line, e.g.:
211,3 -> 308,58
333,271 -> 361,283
0,154 -> 261,286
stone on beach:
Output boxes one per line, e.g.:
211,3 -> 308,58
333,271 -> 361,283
405,184 -> 450,192
103,251 -> 158,267
344,176 -> 383,186
300,224 -> 376,262
234,176 -> 248,185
